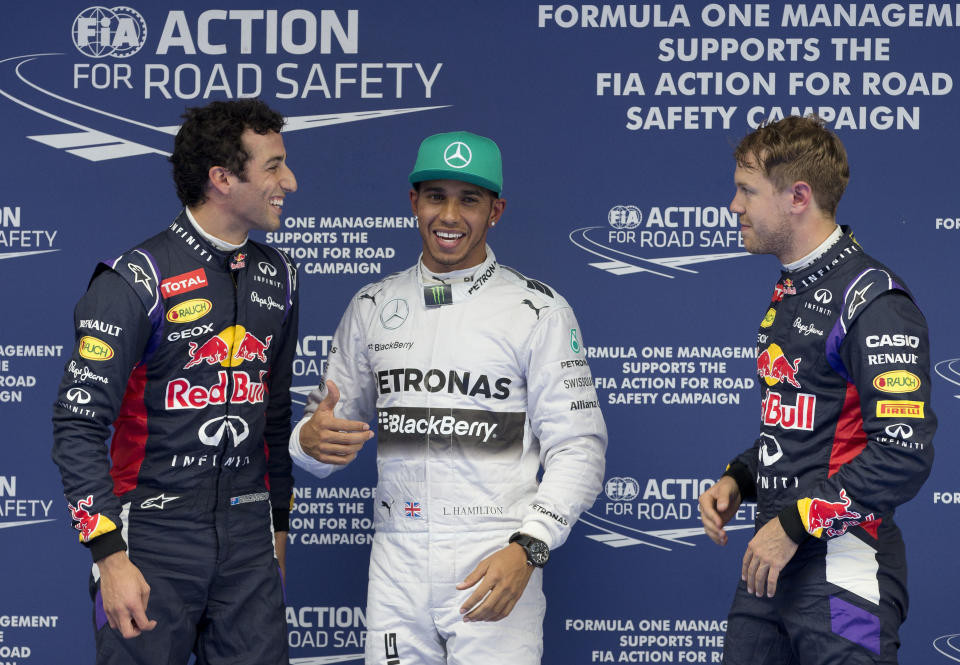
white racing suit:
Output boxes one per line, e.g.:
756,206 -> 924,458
291,247 -> 607,664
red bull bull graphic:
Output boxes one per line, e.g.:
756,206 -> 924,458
67,495 -> 117,542
799,489 -> 875,538
234,332 -> 273,363
184,334 -> 231,369
762,390 -> 816,430
183,326 -> 272,369
165,370 -> 268,409
757,343 -> 802,388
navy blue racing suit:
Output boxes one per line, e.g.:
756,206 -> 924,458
52,212 -> 298,665
721,227 -> 935,665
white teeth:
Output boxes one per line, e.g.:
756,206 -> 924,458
436,231 -> 462,240
270,198 -> 283,207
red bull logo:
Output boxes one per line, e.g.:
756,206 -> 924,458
757,343 -> 802,388
184,334 -> 231,369
67,495 -> 117,542
762,390 -> 816,431
800,489 -> 871,538
183,326 -> 272,369
234,332 -> 273,363
165,370 -> 267,409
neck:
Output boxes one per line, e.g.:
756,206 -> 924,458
189,203 -> 248,246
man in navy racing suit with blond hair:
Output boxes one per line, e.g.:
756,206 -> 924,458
698,115 -> 935,665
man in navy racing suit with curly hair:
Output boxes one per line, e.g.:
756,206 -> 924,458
698,115 -> 935,664
52,98 -> 299,665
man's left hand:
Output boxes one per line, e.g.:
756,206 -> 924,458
741,517 -> 799,597
456,543 -> 534,622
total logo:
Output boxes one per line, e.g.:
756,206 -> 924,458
569,203 -> 750,278
580,475 -> 755,550
183,325 -> 272,369
757,343 -> 802,389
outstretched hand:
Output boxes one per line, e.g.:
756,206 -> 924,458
299,380 -> 373,466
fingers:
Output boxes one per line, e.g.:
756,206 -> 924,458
456,565 -> 484,592
322,379 -> 341,410
698,488 -> 727,546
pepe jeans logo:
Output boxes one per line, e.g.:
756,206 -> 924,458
443,141 -> 472,168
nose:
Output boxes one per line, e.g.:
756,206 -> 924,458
281,164 -> 297,193
439,197 -> 460,222
729,191 -> 744,214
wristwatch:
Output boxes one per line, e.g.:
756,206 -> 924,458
509,532 -> 550,568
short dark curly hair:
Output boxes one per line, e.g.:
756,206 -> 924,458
170,99 -> 285,207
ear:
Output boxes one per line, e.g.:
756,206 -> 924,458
409,188 -> 419,215
208,166 -> 231,197
789,181 -> 813,215
488,197 -> 506,226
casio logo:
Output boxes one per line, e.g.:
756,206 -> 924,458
865,334 -> 920,349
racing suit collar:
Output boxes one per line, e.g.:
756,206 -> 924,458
169,211 -> 250,272
782,226 -> 860,293
417,245 -> 498,307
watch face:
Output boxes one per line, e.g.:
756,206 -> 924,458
530,542 -> 549,565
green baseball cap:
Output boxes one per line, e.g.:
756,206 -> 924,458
409,131 -> 503,195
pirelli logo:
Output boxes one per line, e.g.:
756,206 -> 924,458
876,400 -> 924,419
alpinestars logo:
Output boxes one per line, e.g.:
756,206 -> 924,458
569,203 -> 750,278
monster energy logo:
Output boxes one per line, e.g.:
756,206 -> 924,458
423,284 -> 453,307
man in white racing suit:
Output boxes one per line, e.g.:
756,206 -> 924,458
289,131 -> 607,664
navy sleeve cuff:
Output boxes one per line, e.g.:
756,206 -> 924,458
86,530 -> 127,563
778,504 -> 809,545
272,508 -> 290,532
722,461 -> 757,502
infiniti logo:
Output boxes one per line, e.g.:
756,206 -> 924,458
380,298 -> 409,330
258,261 -> 277,277
759,433 -> 783,466
66,387 -> 92,404
199,416 -> 250,447
443,141 -> 472,168
814,288 -> 832,304
885,423 -> 914,439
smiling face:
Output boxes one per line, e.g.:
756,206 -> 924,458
730,154 -> 796,261
411,179 -> 505,273
224,129 -> 297,235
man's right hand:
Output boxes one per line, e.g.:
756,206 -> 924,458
96,551 -> 157,639
299,380 -> 373,466
698,475 -> 742,546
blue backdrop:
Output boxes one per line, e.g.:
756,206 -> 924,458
1,2 -> 957,663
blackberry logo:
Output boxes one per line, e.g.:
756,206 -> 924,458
72,6 -> 147,58
378,410 -> 499,443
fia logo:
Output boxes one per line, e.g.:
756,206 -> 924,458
72,6 -> 148,58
